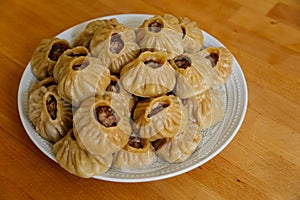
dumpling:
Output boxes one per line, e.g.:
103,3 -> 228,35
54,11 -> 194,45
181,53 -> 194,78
53,129 -> 112,178
89,23 -> 126,51
133,95 -> 188,141
55,56 -> 111,106
90,25 -> 140,74
28,85 -> 72,142
120,51 -> 176,98
185,88 -> 224,129
177,16 -> 204,53
113,126 -> 156,169
73,94 -> 131,157
169,53 -> 214,99
105,75 -> 136,115
53,46 -> 90,82
72,18 -> 121,49
153,122 -> 201,163
198,47 -> 233,87
30,76 -> 56,93
31,38 -> 70,80
136,14 -> 183,58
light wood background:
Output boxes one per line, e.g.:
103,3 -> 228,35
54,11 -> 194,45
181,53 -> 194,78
0,0 -> 299,199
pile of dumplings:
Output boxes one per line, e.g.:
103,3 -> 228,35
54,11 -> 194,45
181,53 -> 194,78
28,14 -> 233,178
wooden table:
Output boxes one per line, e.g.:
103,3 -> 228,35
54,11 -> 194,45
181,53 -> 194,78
1,0 -> 299,199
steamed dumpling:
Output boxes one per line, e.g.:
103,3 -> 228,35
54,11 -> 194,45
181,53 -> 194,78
153,122 -> 201,163
89,23 -> 126,51
90,25 -> 140,74
113,127 -> 156,169
28,85 -> 72,142
55,56 -> 111,106
198,47 -> 233,87
136,14 -> 183,58
169,53 -> 214,99
31,38 -> 70,80
177,16 -> 204,53
185,88 -> 224,129
73,94 -> 131,156
105,75 -> 137,115
72,18 -> 121,49
133,95 -> 188,141
120,51 -> 176,98
53,46 -> 90,82
53,129 -> 112,178
30,76 -> 56,93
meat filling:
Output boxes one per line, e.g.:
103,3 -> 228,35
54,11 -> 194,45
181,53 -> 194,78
174,55 -> 192,69
152,139 -> 167,151
144,59 -> 162,68
95,106 -> 118,127
48,43 -> 69,61
128,136 -> 143,149
109,33 -> 124,54
46,95 -> 57,120
106,80 -> 120,93
148,21 -> 163,33
205,52 -> 219,68
147,101 -> 170,118
72,60 -> 89,70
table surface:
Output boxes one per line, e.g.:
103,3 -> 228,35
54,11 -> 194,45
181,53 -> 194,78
1,0 -> 299,199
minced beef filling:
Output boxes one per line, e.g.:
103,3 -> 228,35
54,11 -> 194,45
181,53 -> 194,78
205,52 -> 219,67
147,102 -> 169,118
152,139 -> 166,151
144,59 -> 162,68
95,106 -> 118,127
72,60 -> 89,70
106,80 -> 120,93
109,33 -> 124,54
128,136 -> 143,149
174,55 -> 192,69
148,21 -> 163,33
46,95 -> 57,120
49,43 -> 69,61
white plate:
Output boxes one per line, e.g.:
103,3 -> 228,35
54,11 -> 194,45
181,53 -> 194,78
18,14 -> 248,182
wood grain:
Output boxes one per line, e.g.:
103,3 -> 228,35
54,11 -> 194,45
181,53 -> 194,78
0,0 -> 299,199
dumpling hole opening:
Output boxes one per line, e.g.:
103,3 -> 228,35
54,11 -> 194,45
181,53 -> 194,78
147,100 -> 170,118
174,55 -> 192,69
152,138 -> 167,151
43,81 -> 56,88
106,79 -> 120,93
46,94 -> 57,120
72,58 -> 90,70
205,52 -> 219,68
70,132 -> 76,141
181,26 -> 186,39
94,106 -> 119,127
48,42 -> 69,61
66,48 -> 88,57
144,58 -> 164,69
109,33 -> 124,54
148,19 -> 163,33
128,136 -> 144,149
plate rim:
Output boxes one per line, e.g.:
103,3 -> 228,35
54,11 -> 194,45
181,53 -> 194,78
17,13 -> 248,182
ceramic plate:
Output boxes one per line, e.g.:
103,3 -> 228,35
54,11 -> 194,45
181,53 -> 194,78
18,14 -> 248,182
